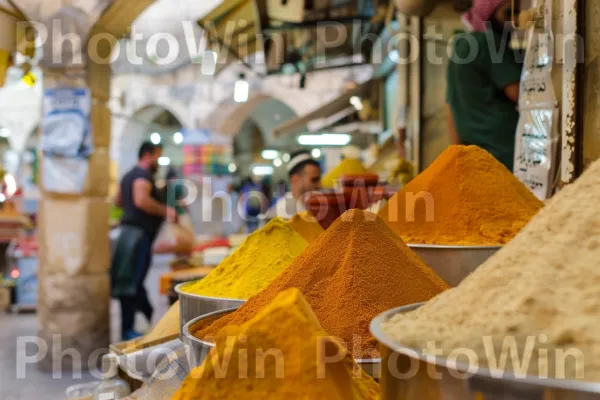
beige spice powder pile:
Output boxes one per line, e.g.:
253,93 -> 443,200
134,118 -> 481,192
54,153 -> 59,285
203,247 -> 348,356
382,159 -> 600,382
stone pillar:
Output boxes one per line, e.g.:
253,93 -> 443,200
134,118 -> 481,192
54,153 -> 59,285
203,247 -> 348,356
33,0 -> 157,372
37,66 -> 111,371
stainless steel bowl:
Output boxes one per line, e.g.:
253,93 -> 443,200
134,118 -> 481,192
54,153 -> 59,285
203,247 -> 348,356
183,310 -> 381,379
356,358 -> 381,379
408,244 -> 501,286
182,307 -> 238,369
371,303 -> 600,400
175,283 -> 246,337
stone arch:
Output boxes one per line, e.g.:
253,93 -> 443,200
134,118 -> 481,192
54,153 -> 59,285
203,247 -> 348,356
115,102 -> 192,176
205,93 -> 297,144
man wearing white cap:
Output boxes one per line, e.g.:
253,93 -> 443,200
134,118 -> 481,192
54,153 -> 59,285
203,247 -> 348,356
268,151 -> 322,219
446,0 -> 523,170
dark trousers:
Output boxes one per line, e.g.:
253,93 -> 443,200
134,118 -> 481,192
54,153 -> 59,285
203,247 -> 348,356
119,232 -> 155,335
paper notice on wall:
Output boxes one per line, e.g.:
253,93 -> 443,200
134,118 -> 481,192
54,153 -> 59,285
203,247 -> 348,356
514,8 -> 559,201
41,88 -> 92,158
41,88 -> 93,194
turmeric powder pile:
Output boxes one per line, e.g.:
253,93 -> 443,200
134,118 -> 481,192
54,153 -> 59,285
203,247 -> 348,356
173,288 -> 379,400
181,218 -> 307,299
289,211 -> 325,242
382,158 -> 600,381
322,158 -> 368,188
378,145 -> 543,245
195,209 -> 448,358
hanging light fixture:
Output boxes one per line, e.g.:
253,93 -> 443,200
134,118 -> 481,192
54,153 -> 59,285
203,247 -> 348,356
150,132 -> 161,144
173,131 -> 183,144
234,73 -> 249,103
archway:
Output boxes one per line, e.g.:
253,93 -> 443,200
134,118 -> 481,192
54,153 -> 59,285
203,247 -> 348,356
116,104 -> 191,177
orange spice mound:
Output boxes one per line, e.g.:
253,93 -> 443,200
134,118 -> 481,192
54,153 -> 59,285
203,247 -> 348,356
378,145 -> 543,245
194,209 -> 449,358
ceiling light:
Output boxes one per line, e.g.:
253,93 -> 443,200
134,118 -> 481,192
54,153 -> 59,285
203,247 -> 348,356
158,156 -> 171,166
349,96 -> 363,111
298,134 -> 351,147
150,132 -> 161,144
252,165 -> 274,176
228,163 -> 237,173
311,149 -> 322,158
173,131 -> 183,144
273,158 -> 282,167
261,149 -> 280,160
234,73 -> 249,103
282,153 -> 291,163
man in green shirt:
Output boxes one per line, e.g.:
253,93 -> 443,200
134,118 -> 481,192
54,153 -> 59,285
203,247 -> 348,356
446,0 -> 523,170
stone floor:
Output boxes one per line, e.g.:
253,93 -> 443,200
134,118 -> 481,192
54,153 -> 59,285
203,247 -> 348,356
0,257 -> 171,400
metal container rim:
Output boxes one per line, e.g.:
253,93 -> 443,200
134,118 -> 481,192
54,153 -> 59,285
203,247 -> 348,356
370,303 -> 600,394
407,244 -> 503,250
182,308 -> 383,367
182,307 -> 239,349
175,282 -> 248,303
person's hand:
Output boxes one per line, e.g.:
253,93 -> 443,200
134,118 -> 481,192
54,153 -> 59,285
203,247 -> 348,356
166,207 -> 178,222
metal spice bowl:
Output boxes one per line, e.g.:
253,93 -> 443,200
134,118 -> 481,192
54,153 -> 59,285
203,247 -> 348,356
182,307 -> 239,369
175,283 -> 246,337
182,309 -> 381,379
408,244 -> 501,287
370,303 -> 600,400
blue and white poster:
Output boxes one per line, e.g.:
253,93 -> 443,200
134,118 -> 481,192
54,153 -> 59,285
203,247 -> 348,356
41,88 -> 93,194
41,88 -> 92,158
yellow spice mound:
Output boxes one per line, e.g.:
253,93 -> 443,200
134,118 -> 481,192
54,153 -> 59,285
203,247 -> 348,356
173,288 -> 379,400
382,158 -> 600,381
289,211 -> 325,242
182,218 -> 307,300
378,145 -> 543,245
322,158 -> 368,188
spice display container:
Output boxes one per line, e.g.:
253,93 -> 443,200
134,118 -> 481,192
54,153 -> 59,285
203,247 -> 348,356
306,191 -> 349,230
182,308 -> 240,368
183,308 -> 382,379
408,245 -> 501,286
371,304 -> 600,400
175,283 -> 245,337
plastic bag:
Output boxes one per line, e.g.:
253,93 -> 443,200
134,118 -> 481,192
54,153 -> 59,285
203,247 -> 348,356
153,221 -> 195,255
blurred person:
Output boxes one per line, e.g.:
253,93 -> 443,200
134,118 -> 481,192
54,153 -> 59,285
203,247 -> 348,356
268,151 -> 322,219
446,0 -> 523,170
239,177 -> 265,233
112,142 -> 177,340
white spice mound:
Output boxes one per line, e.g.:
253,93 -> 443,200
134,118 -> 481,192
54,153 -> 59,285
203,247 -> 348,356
382,159 -> 600,382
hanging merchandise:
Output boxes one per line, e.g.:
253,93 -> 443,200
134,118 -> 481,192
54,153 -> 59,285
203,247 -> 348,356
180,129 -> 232,176
514,1 -> 559,200
40,88 -> 93,193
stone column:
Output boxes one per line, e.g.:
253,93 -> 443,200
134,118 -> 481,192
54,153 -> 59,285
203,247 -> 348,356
34,0 -> 156,371
37,65 -> 111,371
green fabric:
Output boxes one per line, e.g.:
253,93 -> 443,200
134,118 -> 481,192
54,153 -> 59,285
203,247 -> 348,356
447,31 -> 523,170
165,182 -> 186,216
110,225 -> 145,298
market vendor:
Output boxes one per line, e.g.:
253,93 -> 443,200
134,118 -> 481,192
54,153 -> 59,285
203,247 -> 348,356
268,151 -> 322,219
446,0 -> 523,170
